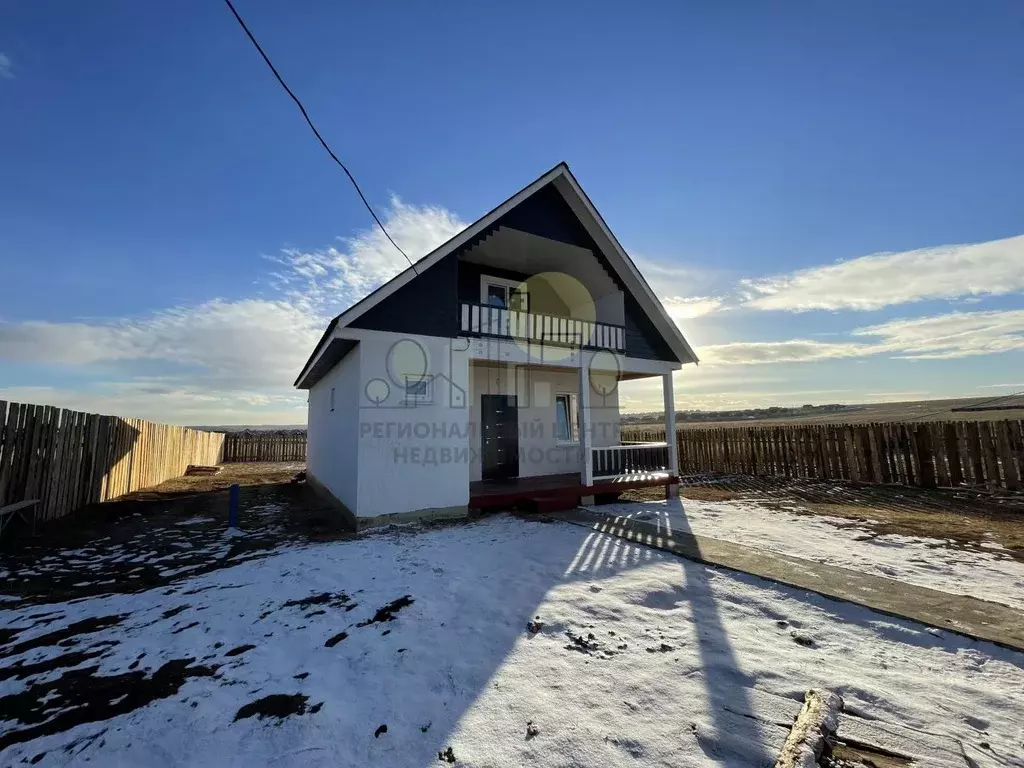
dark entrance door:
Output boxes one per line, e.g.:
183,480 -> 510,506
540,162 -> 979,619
481,395 -> 519,481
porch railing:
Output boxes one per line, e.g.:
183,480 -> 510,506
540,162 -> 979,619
592,442 -> 670,480
459,302 -> 626,352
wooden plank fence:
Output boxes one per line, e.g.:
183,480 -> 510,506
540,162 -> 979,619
0,400 -> 224,525
221,433 -> 306,463
623,419 -> 1024,492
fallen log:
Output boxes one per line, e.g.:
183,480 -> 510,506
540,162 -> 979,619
776,689 -> 844,768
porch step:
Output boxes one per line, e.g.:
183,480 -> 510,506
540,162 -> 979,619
526,495 -> 578,514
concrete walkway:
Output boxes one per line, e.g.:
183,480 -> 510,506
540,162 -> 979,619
548,508 -> 1024,652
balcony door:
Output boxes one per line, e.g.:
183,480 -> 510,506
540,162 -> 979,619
481,394 -> 519,481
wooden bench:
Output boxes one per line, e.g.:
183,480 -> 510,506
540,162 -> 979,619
0,499 -> 39,540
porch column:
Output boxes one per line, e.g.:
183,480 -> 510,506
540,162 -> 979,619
663,372 -> 679,498
579,352 -> 593,492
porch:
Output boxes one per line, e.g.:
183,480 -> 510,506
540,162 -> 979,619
468,350 -> 680,509
469,468 -> 676,512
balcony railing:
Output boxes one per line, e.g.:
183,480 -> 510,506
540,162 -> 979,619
592,443 -> 670,480
460,302 -> 625,352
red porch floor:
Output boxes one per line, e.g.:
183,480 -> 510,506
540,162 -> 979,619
469,471 -> 675,512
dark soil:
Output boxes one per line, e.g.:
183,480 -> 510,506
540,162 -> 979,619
161,605 -> 190,620
224,644 -> 256,657
2,614 -> 125,656
0,658 -> 219,750
0,465 -> 352,609
0,648 -> 110,683
233,693 -> 316,722
356,596 -> 414,627
282,592 -> 351,609
324,631 -> 348,648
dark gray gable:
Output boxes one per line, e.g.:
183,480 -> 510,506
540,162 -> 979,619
348,251 -> 458,338
351,181 -> 679,362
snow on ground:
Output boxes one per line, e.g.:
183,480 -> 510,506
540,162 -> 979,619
2,515 -> 1023,767
598,497 -> 1024,612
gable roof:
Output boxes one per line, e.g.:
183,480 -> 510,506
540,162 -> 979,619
295,162 -> 698,387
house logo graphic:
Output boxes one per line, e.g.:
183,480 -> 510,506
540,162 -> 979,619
360,338 -> 467,409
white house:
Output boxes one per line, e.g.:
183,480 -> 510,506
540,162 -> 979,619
295,163 -> 698,530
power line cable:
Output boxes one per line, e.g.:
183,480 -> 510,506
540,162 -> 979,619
221,0 -> 417,274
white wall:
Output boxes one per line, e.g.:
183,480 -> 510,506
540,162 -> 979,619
349,330 -> 471,519
468,363 -> 620,482
306,346 -> 360,511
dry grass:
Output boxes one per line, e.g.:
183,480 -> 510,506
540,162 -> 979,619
123,461 -> 305,498
789,500 -> 1024,558
620,475 -> 1024,562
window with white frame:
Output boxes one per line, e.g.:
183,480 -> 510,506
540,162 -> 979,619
554,393 -> 579,443
404,375 -> 433,405
481,277 -> 529,310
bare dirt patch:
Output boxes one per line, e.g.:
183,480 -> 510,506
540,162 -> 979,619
0,463 -> 351,608
0,658 -> 220,750
624,474 -> 1024,561
233,693 -> 321,722
125,462 -> 305,497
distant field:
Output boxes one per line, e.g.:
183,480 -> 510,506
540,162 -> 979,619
626,395 -> 1024,430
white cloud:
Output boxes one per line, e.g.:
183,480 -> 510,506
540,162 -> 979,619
700,339 -> 867,365
266,196 -> 465,316
660,295 -> 725,321
853,309 -> 1024,360
742,234 -> 1024,312
697,308 -> 1024,365
0,384 -> 307,426
631,258 -> 708,298
0,200 -> 465,423
0,53 -> 12,79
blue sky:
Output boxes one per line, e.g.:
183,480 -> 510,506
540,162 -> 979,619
1,1 -> 1022,423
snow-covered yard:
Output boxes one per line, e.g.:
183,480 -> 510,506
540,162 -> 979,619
602,496 -> 1024,612
2,513 -> 1022,767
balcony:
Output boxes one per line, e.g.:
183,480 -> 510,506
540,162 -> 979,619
459,301 -> 626,352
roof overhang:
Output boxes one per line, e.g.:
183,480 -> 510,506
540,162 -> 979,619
294,162 -> 698,388
295,336 -> 358,390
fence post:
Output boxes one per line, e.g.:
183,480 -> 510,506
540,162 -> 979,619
228,483 -> 240,528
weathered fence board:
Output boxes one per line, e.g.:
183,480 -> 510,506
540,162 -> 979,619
221,433 -> 307,463
0,401 -> 224,526
624,419 -> 1024,492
